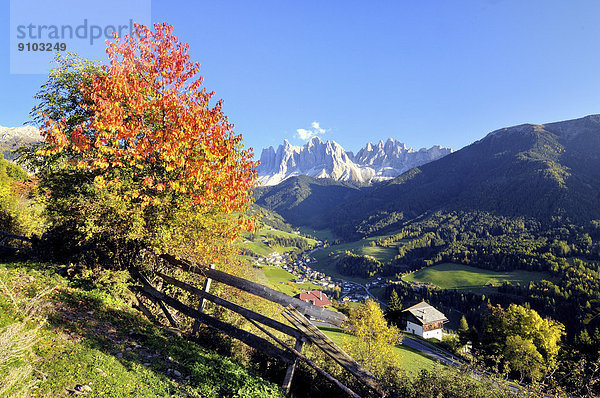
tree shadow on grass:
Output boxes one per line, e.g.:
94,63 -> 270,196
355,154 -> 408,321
22,266 -> 288,397
3,260 -> 359,397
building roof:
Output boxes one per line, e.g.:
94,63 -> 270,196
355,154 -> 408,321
401,301 -> 448,325
296,290 -> 331,307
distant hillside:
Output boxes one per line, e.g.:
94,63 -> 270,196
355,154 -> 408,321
254,115 -> 600,238
254,175 -> 369,228
257,137 -> 451,185
0,125 -> 42,160
248,204 -> 294,232
330,114 -> 600,237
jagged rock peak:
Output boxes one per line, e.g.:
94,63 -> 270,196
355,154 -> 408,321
257,137 -> 452,186
0,125 -> 43,160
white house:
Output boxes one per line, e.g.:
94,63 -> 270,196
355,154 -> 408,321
400,301 -> 448,341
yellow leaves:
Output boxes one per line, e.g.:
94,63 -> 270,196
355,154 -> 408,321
342,299 -> 400,377
93,175 -> 106,188
92,158 -> 110,169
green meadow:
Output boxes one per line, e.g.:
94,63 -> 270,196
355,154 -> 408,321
309,234 -> 402,284
260,266 -> 324,297
402,263 -> 552,293
239,228 -> 318,257
319,327 -> 438,376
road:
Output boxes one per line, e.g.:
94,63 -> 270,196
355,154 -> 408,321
400,335 -> 462,367
302,249 -> 547,396
343,280 -> 386,306
400,336 -> 549,396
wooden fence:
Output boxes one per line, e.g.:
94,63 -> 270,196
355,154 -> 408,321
0,230 -> 31,254
132,254 -> 386,397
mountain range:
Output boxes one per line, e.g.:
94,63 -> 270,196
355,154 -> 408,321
255,114 -> 600,238
0,125 -> 42,160
257,137 -> 452,185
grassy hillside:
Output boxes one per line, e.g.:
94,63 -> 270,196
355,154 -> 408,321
307,231 -> 407,282
248,204 -> 294,233
402,263 -> 553,293
319,327 -> 438,376
253,175 -> 369,228
0,261 -> 284,398
239,228 -> 318,258
330,115 -> 600,238
260,266 -> 324,296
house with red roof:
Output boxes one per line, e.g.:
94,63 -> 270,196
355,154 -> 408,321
295,290 -> 331,307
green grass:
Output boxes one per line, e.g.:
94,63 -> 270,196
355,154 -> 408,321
239,228 -> 318,258
296,227 -> 338,242
402,263 -> 553,293
260,266 -> 324,297
309,235 -> 401,283
253,228 -> 318,244
319,327 -> 437,376
0,261 -> 284,398
240,241 -> 276,256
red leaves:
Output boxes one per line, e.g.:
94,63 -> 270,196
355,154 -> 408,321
41,22 -> 257,218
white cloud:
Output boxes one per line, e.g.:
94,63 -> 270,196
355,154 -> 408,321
296,121 -> 327,140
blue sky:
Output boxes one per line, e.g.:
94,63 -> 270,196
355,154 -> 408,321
2,1 -> 600,156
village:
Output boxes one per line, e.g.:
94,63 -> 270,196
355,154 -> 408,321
253,244 -> 393,304
246,237 -> 456,344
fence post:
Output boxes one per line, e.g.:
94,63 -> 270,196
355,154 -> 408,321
282,338 -> 304,395
192,264 -> 215,334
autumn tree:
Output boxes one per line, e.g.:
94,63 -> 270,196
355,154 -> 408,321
0,154 -> 43,236
481,304 -> 565,382
343,299 -> 401,377
27,24 -> 257,269
458,315 -> 471,346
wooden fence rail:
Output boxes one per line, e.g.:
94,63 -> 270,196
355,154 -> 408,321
156,271 -> 304,340
137,277 -> 296,364
283,306 -> 385,396
132,254 -> 386,397
0,230 -> 31,253
160,254 -> 347,327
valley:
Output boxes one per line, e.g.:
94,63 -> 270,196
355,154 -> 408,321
4,109 -> 600,396
4,4 -> 600,395
247,114 -> 600,395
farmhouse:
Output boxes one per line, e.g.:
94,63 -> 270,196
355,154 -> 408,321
295,290 -> 331,307
400,301 -> 448,341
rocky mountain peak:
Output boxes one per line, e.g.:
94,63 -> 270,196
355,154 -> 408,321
0,125 -> 43,160
257,137 -> 452,186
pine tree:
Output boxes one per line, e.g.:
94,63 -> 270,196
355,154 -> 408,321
458,315 -> 470,345
459,315 -> 469,333
388,289 -> 402,312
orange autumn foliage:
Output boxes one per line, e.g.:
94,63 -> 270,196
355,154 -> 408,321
41,22 -> 257,217
33,24 -> 257,267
